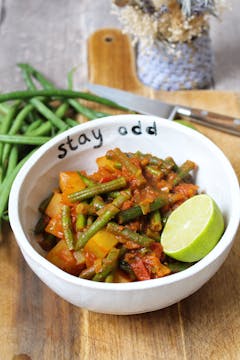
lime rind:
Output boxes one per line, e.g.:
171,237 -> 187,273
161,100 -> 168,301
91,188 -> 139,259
161,194 -> 225,262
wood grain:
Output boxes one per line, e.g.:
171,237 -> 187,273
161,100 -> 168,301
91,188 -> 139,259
1,27 -> 240,360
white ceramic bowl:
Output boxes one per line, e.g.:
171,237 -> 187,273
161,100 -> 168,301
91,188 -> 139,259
9,115 -> 240,315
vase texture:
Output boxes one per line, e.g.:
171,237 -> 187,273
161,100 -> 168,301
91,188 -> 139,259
136,32 -> 213,91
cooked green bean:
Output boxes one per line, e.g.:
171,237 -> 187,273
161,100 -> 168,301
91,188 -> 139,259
136,153 -> 178,173
149,210 -> 162,232
77,172 -> 95,187
76,213 -> 87,231
107,191 -> 121,199
163,157 -> 178,171
90,196 -> 105,213
62,205 -> 74,250
117,194 -> 169,224
107,222 -> 154,247
92,247 -> 120,282
107,148 -> 146,186
75,190 -> 130,249
145,165 -> 163,178
172,160 -> 196,186
68,177 -> 127,203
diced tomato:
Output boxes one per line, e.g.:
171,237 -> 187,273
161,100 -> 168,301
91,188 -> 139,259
84,250 -> 97,268
156,179 -> 171,192
161,204 -> 171,214
167,171 -> 177,184
90,168 -> 118,183
143,253 -> 171,278
129,156 -> 142,169
173,183 -> 198,198
124,240 -> 141,250
94,258 -> 103,273
150,242 -> 163,258
46,239 -> 84,275
127,221 -> 141,232
129,257 -> 151,281
121,199 -> 134,211
157,262 -> 171,277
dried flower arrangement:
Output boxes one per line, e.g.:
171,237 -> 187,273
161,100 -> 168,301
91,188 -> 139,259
112,0 -> 227,90
113,0 -> 226,47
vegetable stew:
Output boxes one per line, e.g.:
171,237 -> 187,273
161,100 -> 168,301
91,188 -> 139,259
35,148 -> 198,282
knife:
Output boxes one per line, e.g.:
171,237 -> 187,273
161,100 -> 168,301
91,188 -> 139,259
87,83 -> 240,137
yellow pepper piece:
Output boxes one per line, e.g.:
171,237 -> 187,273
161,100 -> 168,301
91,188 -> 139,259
59,171 -> 86,205
45,192 -> 63,218
84,229 -> 119,258
96,156 -> 120,173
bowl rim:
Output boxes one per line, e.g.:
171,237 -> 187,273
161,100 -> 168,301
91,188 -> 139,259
9,114 -> 240,291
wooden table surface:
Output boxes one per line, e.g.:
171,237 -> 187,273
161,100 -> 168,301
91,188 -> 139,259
1,2 -> 240,360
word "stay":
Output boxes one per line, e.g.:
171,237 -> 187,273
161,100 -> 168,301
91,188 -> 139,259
57,129 -> 103,159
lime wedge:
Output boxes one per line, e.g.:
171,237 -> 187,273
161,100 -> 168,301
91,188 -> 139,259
161,194 -> 224,262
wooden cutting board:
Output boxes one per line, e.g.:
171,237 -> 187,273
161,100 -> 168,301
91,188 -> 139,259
1,29 -> 240,360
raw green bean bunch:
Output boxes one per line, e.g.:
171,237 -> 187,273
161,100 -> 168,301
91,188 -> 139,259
0,64 -> 127,235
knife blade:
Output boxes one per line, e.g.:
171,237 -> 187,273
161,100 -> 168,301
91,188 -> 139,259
87,83 -> 177,119
87,83 -> 240,137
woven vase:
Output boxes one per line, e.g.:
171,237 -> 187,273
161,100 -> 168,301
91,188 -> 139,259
136,32 -> 213,91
